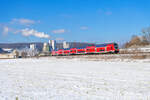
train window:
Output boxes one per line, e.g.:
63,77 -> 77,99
111,46 -> 113,50
97,49 -> 104,52
78,50 -> 85,53
71,50 -> 76,52
114,43 -> 118,49
100,49 -> 104,51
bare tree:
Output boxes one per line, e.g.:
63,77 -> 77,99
142,27 -> 150,42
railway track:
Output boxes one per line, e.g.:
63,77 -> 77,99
52,52 -> 150,60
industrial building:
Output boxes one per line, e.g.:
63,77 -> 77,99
63,41 -> 70,49
42,43 -> 50,52
49,40 -> 56,51
30,44 -> 36,50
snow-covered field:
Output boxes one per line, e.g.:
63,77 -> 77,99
0,57 -> 150,100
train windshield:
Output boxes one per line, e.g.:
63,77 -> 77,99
114,43 -> 118,49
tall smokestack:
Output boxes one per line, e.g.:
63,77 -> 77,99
49,40 -> 56,50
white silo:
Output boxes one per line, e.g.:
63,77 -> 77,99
43,43 -> 49,52
49,40 -> 56,50
30,44 -> 36,50
63,41 -> 69,49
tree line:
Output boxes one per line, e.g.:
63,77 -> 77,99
125,26 -> 150,48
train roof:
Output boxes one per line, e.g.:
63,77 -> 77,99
95,42 -> 117,47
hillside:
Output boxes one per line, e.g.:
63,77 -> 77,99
0,42 -> 95,51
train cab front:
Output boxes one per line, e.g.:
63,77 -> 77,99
114,43 -> 119,53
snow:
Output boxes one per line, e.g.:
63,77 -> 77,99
0,57 -> 150,100
120,48 -> 150,53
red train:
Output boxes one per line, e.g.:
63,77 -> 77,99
51,43 -> 119,56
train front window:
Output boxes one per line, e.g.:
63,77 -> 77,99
114,43 -> 118,49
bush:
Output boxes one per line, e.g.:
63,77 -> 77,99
125,36 -> 149,48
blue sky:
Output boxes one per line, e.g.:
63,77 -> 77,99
0,0 -> 150,44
